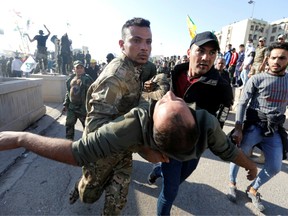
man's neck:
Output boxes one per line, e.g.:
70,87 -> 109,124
268,70 -> 286,76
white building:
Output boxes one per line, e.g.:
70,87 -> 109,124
215,17 -> 288,53
268,18 -> 288,43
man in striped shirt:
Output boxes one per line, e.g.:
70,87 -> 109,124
227,42 -> 288,212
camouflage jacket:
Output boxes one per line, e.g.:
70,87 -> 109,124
83,54 -> 170,136
63,73 -> 94,115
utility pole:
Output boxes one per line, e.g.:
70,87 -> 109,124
248,0 -> 256,18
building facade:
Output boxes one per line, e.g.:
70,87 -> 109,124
215,17 -> 288,53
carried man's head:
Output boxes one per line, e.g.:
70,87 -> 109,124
187,31 -> 220,78
119,17 -> 152,66
152,91 -> 198,160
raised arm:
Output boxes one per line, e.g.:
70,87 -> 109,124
24,33 -> 34,42
44,24 -> 51,37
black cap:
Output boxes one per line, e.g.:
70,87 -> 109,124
190,31 -> 220,50
106,53 -> 114,59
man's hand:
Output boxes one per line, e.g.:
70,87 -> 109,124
246,165 -> 257,180
0,131 -> 21,151
233,150 -> 257,181
138,146 -> 169,163
143,80 -> 156,92
231,129 -> 242,146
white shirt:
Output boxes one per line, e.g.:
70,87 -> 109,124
11,58 -> 23,71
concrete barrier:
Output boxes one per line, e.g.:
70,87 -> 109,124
0,77 -> 46,131
30,73 -> 67,103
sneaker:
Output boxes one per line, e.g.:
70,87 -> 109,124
69,182 -> 80,204
147,171 -> 159,185
246,188 -> 265,212
227,185 -> 237,203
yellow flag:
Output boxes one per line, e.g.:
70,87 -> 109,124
187,15 -> 197,39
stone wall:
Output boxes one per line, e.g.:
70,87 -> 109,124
30,74 -> 67,103
0,78 -> 46,131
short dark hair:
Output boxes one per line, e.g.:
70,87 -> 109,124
121,17 -> 150,39
153,112 -> 197,156
267,42 -> 288,56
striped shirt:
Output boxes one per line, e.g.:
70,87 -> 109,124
236,72 -> 288,123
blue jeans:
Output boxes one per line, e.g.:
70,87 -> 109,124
157,158 -> 200,215
240,68 -> 249,86
229,124 -> 283,190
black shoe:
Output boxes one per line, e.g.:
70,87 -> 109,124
69,182 -> 79,204
147,171 -> 159,185
227,185 -> 237,203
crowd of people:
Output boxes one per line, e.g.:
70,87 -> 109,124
0,17 -> 288,215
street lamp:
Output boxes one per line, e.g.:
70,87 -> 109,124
248,0 -> 256,18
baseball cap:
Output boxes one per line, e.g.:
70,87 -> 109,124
190,31 -> 220,50
90,59 -> 97,63
73,60 -> 84,67
278,34 -> 284,39
259,37 -> 265,41
39,30 -> 44,35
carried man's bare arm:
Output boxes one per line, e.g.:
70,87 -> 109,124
0,131 -> 77,165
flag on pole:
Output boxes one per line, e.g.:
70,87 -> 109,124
186,15 -> 197,39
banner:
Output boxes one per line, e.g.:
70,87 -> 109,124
187,15 -> 197,39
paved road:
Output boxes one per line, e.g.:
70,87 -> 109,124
0,111 -> 287,215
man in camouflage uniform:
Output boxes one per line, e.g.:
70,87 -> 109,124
63,60 -> 93,140
249,37 -> 268,76
69,17 -> 170,215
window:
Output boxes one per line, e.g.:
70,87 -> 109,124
272,27 -> 277,33
253,35 -> 257,40
250,25 -> 254,31
259,27 -> 264,33
270,36 -> 275,42
255,25 -> 259,31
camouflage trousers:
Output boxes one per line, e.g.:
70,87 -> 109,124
65,109 -> 86,140
249,62 -> 263,76
78,152 -> 132,215
36,46 -> 48,71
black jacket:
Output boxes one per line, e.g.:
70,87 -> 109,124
171,62 -> 234,128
